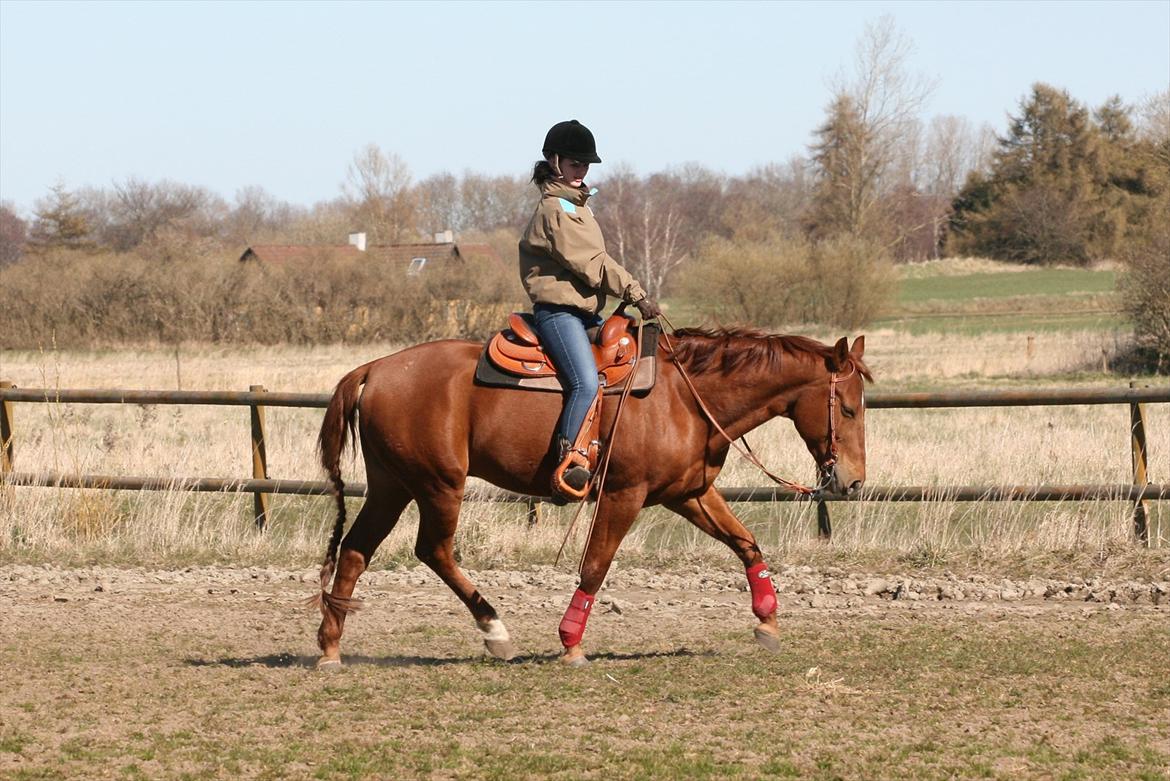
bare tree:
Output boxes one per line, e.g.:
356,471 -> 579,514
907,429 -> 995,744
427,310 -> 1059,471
104,178 -> 225,251
808,16 -> 936,243
342,144 -> 417,243
0,201 -> 28,266
908,115 -> 993,257
223,185 -> 301,246
460,172 -> 531,233
722,156 -> 815,241
1137,89 -> 1170,144
596,164 -> 725,298
414,172 -> 463,235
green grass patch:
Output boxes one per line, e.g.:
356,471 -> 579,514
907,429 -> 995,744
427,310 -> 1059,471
898,269 -> 1117,304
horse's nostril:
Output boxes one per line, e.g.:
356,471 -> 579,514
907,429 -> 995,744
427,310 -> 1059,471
848,480 -> 863,495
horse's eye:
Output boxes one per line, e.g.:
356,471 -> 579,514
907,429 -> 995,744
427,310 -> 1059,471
841,405 -> 856,419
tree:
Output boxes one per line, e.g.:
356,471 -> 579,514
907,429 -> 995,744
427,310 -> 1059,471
806,16 -> 934,247
894,115 -> 995,259
224,185 -> 300,246
101,178 -> 226,252
721,157 -> 814,241
0,202 -> 28,266
594,164 -> 725,298
807,94 -> 872,239
342,144 -> 416,244
1120,212 -> 1170,372
413,172 -> 464,235
29,182 -> 93,251
459,172 -> 530,233
949,84 -> 1151,265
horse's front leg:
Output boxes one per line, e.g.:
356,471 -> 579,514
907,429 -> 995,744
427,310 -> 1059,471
666,486 -> 782,653
559,488 -> 645,666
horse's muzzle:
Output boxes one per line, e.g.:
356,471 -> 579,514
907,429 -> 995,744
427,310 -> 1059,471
820,464 -> 864,498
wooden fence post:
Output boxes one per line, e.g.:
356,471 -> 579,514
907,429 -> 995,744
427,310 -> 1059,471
1,381 -> 13,474
1130,381 -> 1150,546
250,384 -> 270,530
526,497 -> 542,527
816,499 -> 832,541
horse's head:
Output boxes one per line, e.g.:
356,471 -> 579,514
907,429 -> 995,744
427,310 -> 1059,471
789,336 -> 869,497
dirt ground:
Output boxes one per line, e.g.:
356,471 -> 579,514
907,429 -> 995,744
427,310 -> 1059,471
2,564 -> 1168,781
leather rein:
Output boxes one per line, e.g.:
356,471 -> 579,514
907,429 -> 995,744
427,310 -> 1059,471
657,314 -> 854,497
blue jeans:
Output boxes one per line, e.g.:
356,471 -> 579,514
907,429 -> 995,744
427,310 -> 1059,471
533,303 -> 603,442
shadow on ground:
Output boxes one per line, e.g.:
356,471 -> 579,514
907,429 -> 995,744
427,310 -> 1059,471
184,648 -> 713,669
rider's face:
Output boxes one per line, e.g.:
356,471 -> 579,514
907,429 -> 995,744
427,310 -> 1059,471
558,157 -> 590,187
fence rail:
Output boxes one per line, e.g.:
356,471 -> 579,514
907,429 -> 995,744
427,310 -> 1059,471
4,471 -> 1167,503
2,385 -> 1167,408
2,381 -> 1166,544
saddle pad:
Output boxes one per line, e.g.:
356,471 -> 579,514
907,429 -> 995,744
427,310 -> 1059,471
474,323 -> 660,395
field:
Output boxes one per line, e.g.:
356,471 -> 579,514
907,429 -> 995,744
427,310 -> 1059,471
2,565 -> 1168,781
875,258 -> 1124,334
1,259 -> 1169,779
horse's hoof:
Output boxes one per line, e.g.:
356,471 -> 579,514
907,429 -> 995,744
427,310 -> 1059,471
484,638 -> 518,661
753,625 -> 782,653
316,656 -> 343,671
560,647 -> 590,667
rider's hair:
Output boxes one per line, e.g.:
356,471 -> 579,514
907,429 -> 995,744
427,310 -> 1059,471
531,153 -> 561,185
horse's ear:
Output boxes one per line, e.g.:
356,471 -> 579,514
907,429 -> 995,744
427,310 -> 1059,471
831,337 -> 849,371
850,335 -> 865,359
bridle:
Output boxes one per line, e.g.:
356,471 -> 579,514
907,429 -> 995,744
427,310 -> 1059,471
659,317 -> 855,498
817,359 -> 857,492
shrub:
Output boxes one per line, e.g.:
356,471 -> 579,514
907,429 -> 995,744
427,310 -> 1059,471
1118,208 -> 1170,373
677,234 -> 895,330
0,248 -> 524,349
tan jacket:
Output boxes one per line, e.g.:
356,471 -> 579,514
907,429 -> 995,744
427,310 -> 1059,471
518,180 -> 647,314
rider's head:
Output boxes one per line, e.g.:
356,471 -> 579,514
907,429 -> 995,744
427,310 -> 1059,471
533,120 -> 601,187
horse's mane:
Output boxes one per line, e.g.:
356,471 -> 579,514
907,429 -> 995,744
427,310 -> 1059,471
667,326 -> 873,381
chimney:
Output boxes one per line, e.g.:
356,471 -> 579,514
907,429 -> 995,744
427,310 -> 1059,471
433,229 -> 454,244
348,232 -> 367,252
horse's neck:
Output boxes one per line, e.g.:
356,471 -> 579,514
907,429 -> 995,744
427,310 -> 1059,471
688,356 -> 819,440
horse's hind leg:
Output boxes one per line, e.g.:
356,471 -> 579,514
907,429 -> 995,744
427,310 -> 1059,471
666,485 -> 782,653
317,475 -> 412,668
413,488 -> 517,661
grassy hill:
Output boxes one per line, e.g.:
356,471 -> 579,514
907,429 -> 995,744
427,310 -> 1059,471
875,258 -> 1123,334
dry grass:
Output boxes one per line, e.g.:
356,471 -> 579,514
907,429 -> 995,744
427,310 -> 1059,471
1,328 -> 1167,571
897,256 -> 1121,279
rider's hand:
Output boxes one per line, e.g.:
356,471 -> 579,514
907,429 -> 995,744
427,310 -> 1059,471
634,298 -> 662,320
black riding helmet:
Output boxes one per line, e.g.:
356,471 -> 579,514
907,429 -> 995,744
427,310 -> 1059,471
543,119 -> 602,164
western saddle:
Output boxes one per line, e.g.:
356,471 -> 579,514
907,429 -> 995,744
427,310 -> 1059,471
484,310 -> 644,501
486,311 -> 641,388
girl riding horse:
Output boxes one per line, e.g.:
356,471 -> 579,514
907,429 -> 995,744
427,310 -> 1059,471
519,119 -> 662,501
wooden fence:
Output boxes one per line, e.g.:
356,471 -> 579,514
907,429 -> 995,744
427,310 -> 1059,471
1,381 -> 1167,545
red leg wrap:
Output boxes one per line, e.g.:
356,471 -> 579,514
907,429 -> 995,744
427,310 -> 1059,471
558,588 -> 595,648
746,562 -> 777,620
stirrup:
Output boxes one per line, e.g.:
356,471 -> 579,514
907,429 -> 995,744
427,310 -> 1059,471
552,440 -> 592,502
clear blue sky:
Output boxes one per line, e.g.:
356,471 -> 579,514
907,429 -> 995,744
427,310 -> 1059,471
1,0 -> 1167,214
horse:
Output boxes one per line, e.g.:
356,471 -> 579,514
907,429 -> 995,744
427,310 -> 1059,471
312,326 -> 871,667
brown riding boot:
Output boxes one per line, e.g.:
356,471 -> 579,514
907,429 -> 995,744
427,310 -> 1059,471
550,389 -> 602,503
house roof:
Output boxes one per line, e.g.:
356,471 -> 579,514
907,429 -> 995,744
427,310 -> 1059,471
238,242 -> 498,265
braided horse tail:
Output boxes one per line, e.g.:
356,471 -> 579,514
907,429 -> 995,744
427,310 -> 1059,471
308,362 -> 372,615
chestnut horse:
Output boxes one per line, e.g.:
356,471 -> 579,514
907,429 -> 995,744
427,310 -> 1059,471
312,327 -> 870,667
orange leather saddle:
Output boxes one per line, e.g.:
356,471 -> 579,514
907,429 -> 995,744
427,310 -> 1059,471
486,312 -> 646,390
